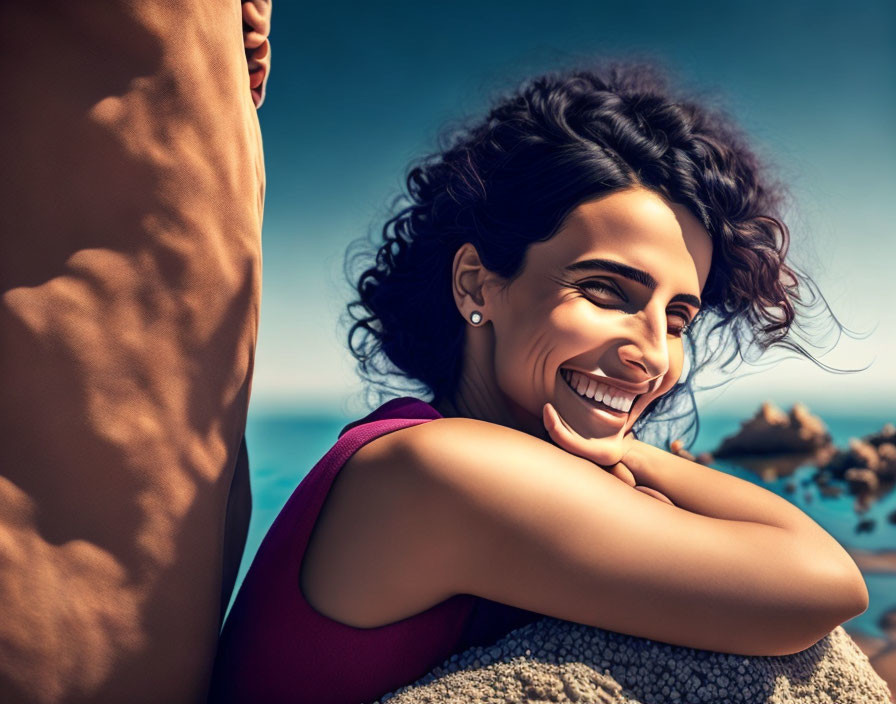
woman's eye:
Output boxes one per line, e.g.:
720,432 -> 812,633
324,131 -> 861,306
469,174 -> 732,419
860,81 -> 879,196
668,312 -> 691,337
579,281 -> 620,297
578,280 -> 692,337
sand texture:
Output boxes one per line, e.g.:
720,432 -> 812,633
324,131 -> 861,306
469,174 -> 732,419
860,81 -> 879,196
375,618 -> 891,703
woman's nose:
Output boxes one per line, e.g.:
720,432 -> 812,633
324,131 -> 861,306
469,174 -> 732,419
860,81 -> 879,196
617,314 -> 671,379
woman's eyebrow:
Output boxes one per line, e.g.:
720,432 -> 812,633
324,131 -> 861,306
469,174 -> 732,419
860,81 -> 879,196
563,258 -> 702,309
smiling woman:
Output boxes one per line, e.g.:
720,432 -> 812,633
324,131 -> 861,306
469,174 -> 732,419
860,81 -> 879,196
211,59 -> 872,704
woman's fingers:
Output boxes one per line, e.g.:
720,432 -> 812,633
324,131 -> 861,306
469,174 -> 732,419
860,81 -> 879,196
634,485 -> 675,505
244,30 -> 267,50
543,403 -> 579,451
242,0 -> 271,108
542,403 -> 634,476
242,0 -> 271,37
247,47 -> 269,108
608,462 -> 637,487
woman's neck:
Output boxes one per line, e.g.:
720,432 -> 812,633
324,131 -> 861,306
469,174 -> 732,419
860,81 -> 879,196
434,359 -> 549,441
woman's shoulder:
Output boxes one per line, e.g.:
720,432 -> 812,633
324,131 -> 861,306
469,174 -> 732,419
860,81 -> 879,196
299,408 -> 545,628
336,396 -> 443,438
333,396 -> 529,463
318,410 -> 627,621
299,400 -> 488,628
364,410 -> 560,480
340,409 -> 541,492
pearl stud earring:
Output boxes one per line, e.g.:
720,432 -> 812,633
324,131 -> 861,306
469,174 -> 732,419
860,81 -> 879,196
469,310 -> 483,325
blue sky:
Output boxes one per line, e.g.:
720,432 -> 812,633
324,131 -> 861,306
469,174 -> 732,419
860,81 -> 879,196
250,0 -> 894,417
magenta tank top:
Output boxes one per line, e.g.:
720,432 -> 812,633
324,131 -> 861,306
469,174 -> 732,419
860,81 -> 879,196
210,397 -> 541,704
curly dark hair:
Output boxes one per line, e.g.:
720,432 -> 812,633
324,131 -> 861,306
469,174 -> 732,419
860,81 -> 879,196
343,58 -> 857,448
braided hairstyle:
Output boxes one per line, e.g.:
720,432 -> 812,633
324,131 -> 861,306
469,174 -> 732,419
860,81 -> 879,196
343,59 -> 851,448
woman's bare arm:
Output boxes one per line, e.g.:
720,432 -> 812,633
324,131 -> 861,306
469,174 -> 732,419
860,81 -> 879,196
542,404 -> 867,609
379,418 -> 868,658
620,439 -> 868,598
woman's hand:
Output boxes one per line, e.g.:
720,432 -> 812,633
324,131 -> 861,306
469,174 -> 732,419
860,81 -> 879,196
243,1 -> 271,108
542,403 -> 675,505
542,403 -> 637,483
631,485 -> 675,505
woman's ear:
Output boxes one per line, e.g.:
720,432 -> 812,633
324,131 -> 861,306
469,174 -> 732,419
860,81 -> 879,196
450,243 -> 501,325
242,1 -> 271,109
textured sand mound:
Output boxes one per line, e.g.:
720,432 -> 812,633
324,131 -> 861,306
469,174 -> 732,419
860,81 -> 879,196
375,618 -> 891,703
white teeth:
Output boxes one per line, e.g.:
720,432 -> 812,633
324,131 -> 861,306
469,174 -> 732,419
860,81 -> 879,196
564,369 -> 636,413
585,379 -> 597,399
575,375 -> 587,395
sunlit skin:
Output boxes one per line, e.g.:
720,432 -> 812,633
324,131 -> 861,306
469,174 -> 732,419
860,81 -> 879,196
0,2 -> 270,700
434,186 -> 714,466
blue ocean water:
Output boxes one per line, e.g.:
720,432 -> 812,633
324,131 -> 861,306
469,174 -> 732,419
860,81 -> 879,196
236,408 -> 895,639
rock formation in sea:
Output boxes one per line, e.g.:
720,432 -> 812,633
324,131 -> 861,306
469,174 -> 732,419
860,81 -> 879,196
820,424 -> 896,486
671,406 -> 896,517
815,423 -> 896,514
712,401 -> 833,458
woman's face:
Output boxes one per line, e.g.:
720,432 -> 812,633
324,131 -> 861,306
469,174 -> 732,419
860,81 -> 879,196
481,186 -> 713,446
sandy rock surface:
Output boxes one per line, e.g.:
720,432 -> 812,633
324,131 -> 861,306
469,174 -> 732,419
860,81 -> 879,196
375,618 -> 891,703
